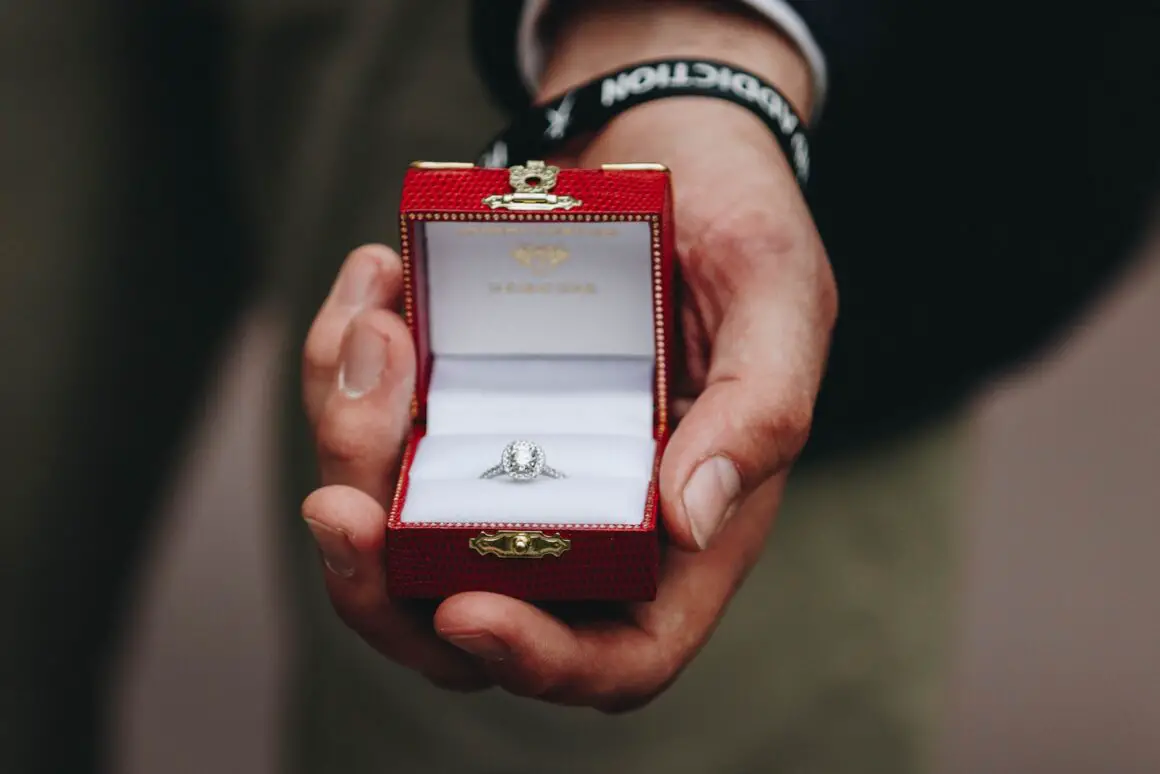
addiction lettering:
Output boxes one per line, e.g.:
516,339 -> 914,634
599,61 -> 810,182
601,62 -> 801,136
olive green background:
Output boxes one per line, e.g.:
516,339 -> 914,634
2,0 -> 1157,771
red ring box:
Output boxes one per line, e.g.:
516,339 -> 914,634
386,161 -> 675,602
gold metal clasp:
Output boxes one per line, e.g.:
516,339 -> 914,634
481,161 -> 582,212
469,530 -> 571,559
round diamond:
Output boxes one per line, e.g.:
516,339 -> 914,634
502,440 -> 545,481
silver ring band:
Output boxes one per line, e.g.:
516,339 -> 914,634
479,463 -> 565,480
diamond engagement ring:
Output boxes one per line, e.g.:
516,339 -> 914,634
480,440 -> 565,482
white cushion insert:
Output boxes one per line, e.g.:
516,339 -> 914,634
426,356 -> 655,438
401,357 -> 658,527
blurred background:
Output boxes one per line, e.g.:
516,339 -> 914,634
111,235 -> 1159,774
5,4 -> 1155,773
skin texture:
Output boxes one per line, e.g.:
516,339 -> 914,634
299,0 -> 837,710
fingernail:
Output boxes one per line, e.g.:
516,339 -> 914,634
338,322 -> 387,399
305,519 -> 357,578
445,633 -> 510,663
683,456 -> 742,549
334,250 -> 382,307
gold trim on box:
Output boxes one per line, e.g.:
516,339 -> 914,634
410,161 -> 476,169
600,162 -> 669,172
391,166 -> 668,528
482,161 -> 582,212
469,531 -> 571,559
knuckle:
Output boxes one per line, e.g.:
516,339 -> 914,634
316,407 -> 378,467
303,323 -> 339,376
303,305 -> 335,353
747,393 -> 815,469
779,404 -> 816,463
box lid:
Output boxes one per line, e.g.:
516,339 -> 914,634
399,162 -> 675,436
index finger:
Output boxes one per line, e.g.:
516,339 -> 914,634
303,244 -> 401,427
431,477 -> 783,711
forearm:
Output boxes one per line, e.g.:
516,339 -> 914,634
538,0 -> 814,120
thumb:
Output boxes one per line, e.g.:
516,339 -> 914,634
660,379 -> 811,551
660,286 -> 831,551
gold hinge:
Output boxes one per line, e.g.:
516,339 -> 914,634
481,161 -> 582,212
469,530 -> 571,559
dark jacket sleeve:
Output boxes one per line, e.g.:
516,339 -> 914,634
468,1 -> 898,113
466,1 -> 1160,458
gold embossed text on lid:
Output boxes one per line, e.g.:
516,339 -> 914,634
481,161 -> 582,212
469,530 -> 572,559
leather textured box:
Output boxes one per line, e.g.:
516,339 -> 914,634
386,160 -> 675,602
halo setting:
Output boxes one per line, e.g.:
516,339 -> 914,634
480,440 -> 564,482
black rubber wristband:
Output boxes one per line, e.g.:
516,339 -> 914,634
477,58 -> 811,188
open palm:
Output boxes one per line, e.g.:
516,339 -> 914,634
300,96 -> 836,710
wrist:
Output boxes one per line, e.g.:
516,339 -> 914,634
538,0 -> 813,121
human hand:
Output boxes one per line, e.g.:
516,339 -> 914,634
299,0 -> 837,710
